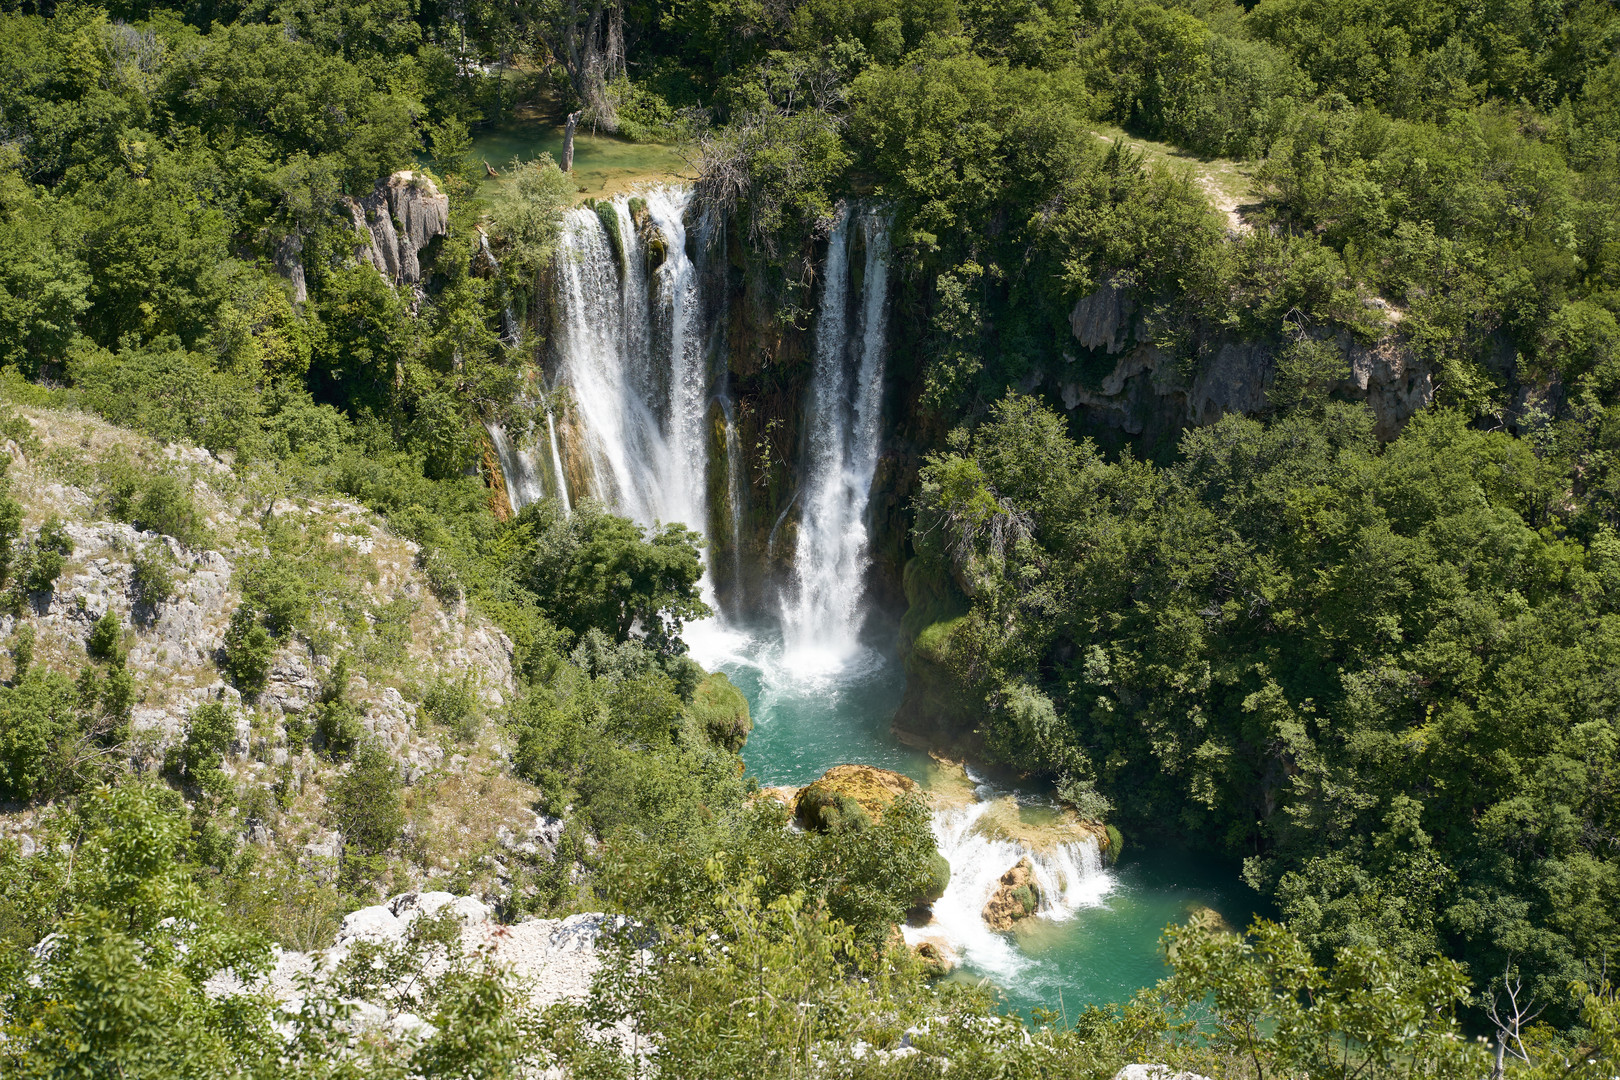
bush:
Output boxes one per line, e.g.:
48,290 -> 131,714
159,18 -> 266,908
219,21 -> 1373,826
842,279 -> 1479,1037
240,558 -> 310,639
313,655 -> 364,759
221,606 -> 274,701
326,740 -> 404,857
10,623 -> 33,681
130,547 -> 175,609
0,496 -> 22,588
0,670 -> 84,801
421,675 -> 478,741
134,475 -> 204,547
167,701 -> 237,798
87,610 -> 121,660
24,515 -> 72,594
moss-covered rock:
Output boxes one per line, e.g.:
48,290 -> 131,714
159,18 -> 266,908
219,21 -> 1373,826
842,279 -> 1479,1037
982,858 -> 1041,930
793,764 -> 921,831
687,672 -> 752,753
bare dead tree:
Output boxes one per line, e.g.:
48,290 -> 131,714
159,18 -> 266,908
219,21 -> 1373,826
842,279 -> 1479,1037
529,0 -> 625,172
1485,960 -> 1544,1080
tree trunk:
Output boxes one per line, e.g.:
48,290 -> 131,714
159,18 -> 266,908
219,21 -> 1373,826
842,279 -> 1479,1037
563,110 -> 583,172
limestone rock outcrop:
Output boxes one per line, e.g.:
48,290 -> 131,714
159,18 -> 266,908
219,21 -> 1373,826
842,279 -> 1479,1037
794,764 -> 920,830
1054,287 -> 1432,442
345,170 -> 450,285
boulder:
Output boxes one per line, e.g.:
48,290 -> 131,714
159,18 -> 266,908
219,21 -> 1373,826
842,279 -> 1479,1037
1113,1067 -> 1214,1080
794,764 -> 920,832
688,672 -> 752,752
982,858 -> 1041,931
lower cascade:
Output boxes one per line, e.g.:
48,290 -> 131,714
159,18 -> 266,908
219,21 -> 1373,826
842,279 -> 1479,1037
906,794 -> 1115,980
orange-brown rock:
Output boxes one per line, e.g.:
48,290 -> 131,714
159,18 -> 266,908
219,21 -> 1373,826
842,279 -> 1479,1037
982,858 -> 1041,931
793,764 -> 920,829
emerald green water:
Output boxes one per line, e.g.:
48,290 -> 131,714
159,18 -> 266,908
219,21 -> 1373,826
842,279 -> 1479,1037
467,115 -> 687,197
691,621 -> 1261,1017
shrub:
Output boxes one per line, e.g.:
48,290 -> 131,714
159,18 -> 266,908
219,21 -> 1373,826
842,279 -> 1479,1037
130,546 -> 175,608
10,623 -> 33,681
240,557 -> 310,639
422,675 -> 478,741
0,670 -> 84,801
221,606 -> 274,701
135,475 -> 204,547
87,610 -> 121,660
314,655 -> 364,759
167,701 -> 236,798
0,496 -> 22,587
326,740 -> 404,857
24,516 -> 72,594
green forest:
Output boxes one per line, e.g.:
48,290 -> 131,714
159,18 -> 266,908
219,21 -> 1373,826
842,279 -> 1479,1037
0,0 -> 1618,1074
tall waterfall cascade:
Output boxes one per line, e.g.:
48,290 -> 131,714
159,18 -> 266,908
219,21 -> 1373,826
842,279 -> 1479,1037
782,206 -> 893,665
552,187 -> 712,539
535,188 -> 894,651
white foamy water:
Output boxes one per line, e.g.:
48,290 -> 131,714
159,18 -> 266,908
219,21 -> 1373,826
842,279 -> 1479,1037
906,797 -> 1115,981
782,206 -> 892,668
554,187 -> 710,537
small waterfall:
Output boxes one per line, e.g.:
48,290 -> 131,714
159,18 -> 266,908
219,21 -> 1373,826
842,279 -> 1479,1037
545,410 -> 571,514
486,421 -> 546,511
906,799 -> 1114,980
718,393 -> 746,605
782,206 -> 893,666
553,188 -> 710,538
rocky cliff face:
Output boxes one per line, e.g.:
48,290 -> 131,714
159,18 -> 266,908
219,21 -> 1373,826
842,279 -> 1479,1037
1053,285 -> 1432,444
344,170 -> 450,287
0,404 -> 535,893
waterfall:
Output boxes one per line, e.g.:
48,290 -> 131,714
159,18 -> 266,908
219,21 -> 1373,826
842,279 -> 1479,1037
719,394 -> 746,605
553,188 -> 711,539
545,410 -> 571,515
782,206 -> 893,665
905,799 -> 1115,980
486,421 -> 546,511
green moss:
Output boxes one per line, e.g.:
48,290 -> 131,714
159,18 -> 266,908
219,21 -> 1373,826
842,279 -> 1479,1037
899,555 -> 966,651
593,200 -> 625,272
795,787 -> 872,833
1105,823 -> 1125,865
687,671 -> 752,752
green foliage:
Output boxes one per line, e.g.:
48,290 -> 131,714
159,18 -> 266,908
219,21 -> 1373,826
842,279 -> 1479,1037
422,673 -> 479,741
919,393 -> 1620,1019
87,609 -> 121,660
685,671 -> 752,752
220,605 -> 274,702
9,624 -> 33,682
517,500 -> 711,654
0,670 -> 86,801
166,701 -> 237,798
134,475 -> 204,547
130,545 -> 175,610
312,655 -> 365,759
326,739 -> 405,858
22,515 -> 71,596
